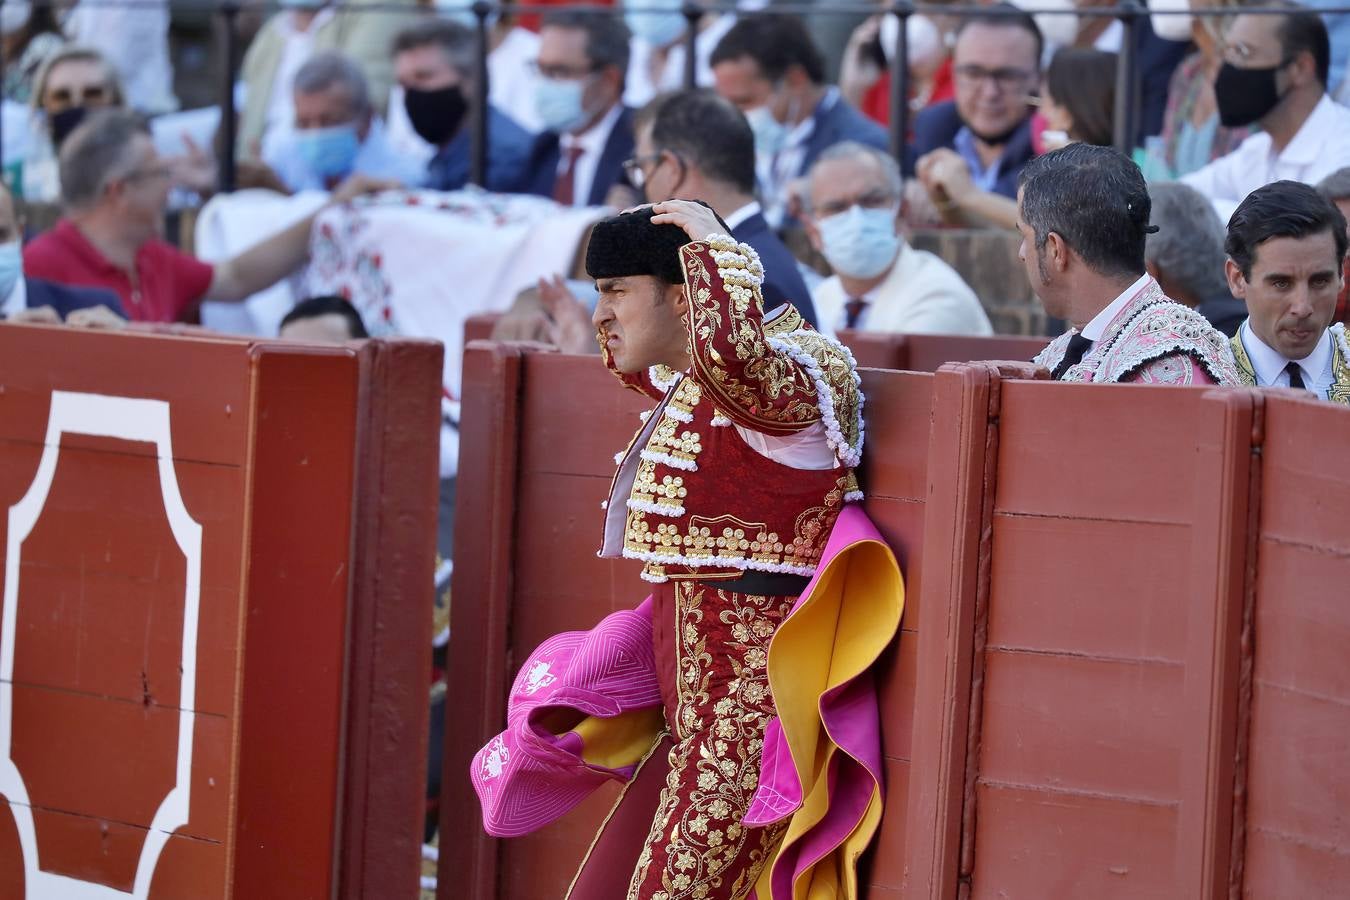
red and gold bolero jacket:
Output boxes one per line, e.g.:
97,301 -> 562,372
598,234 -> 865,584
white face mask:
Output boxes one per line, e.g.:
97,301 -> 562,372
0,0 -> 30,36
1148,0 -> 1194,43
624,0 -> 686,47
880,13 -> 945,74
744,104 -> 788,158
817,205 -> 901,279
0,241 -> 23,303
1010,0 -> 1079,49
535,77 -> 589,133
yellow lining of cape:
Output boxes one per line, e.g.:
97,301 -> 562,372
758,537 -> 905,900
573,706 -> 667,770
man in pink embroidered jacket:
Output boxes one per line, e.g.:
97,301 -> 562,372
1018,143 -> 1241,385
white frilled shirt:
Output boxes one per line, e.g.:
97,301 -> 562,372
1182,95 -> 1350,222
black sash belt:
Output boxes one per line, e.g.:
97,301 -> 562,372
692,570 -> 813,597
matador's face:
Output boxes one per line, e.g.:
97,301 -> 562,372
593,275 -> 690,373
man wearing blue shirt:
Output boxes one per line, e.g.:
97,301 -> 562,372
266,51 -> 426,192
392,19 -> 532,193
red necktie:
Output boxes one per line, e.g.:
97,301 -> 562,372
844,297 -> 867,330
553,144 -> 585,206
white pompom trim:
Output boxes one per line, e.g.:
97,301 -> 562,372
623,546 -> 818,577
626,497 -> 686,518
766,330 -> 866,468
639,449 -> 698,472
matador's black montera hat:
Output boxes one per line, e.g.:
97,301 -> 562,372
585,202 -> 729,286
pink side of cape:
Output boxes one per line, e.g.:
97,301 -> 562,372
471,504 -> 890,897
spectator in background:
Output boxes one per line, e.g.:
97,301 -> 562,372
917,46 -> 1114,229
804,142 -> 991,338
61,0 -> 176,114
710,15 -> 889,228
2,0 -> 64,104
1145,181 -> 1247,336
265,51 -> 424,192
21,46 -> 124,202
279,294 -> 370,340
911,6 -> 1041,220
626,89 -> 819,324
515,12 -> 634,207
1317,167 -> 1350,323
238,0 -> 417,162
1183,5 -> 1350,220
1144,0 -> 1254,178
622,0 -> 738,107
1225,180 -> 1349,403
839,8 -> 955,129
22,110 -> 390,322
392,19 -> 532,192
0,179 -> 125,324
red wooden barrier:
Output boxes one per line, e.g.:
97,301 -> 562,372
442,341 -> 1350,900
0,323 -> 440,898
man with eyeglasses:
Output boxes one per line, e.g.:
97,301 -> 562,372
514,12 -> 635,207
911,6 -> 1042,214
1182,4 -> 1350,220
804,141 -> 990,338
625,89 -> 818,326
23,109 -> 392,323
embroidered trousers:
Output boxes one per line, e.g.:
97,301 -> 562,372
624,580 -> 793,900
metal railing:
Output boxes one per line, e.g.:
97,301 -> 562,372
4,1 -> 1348,192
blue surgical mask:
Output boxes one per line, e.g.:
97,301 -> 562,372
0,241 -> 23,303
744,104 -> 788,158
817,205 -> 901,279
535,77 -> 589,134
296,123 -> 361,181
624,1 -> 687,47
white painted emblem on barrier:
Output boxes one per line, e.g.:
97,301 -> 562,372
0,391 -> 203,898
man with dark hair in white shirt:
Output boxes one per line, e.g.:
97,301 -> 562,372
1225,180 -> 1350,403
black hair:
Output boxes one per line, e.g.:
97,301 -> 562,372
636,89 -> 756,195
281,295 -> 370,339
956,4 -> 1044,65
1275,4 -> 1331,88
710,14 -> 825,85
1045,48 -> 1116,147
1017,143 -> 1151,279
540,10 -> 631,83
1224,180 -> 1348,280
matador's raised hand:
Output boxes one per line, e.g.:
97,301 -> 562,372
649,199 -> 726,243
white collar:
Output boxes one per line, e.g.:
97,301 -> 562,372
1278,94 -> 1340,166
1080,273 -> 1152,341
1239,319 -> 1334,386
279,6 -> 334,38
560,100 -> 623,153
722,201 -> 762,231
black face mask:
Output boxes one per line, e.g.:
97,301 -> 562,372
403,85 -> 468,148
1214,61 -> 1285,127
51,106 -> 89,150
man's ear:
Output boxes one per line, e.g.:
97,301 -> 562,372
667,281 -> 687,313
1046,231 -> 1070,274
1225,258 -> 1247,298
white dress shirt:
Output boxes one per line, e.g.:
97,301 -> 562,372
722,200 -> 761,231
556,101 -> 624,207
812,241 -> 993,339
623,14 -> 737,108
1237,320 -> 1337,399
1182,95 -> 1350,221
1080,273 -> 1152,343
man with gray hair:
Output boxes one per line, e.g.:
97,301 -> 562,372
1316,166 -> 1350,323
393,19 -> 532,192
1145,182 -> 1248,336
23,108 -> 390,322
803,140 -> 991,338
266,50 -> 425,192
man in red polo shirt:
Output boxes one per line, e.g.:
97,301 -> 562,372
24,108 -> 392,323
